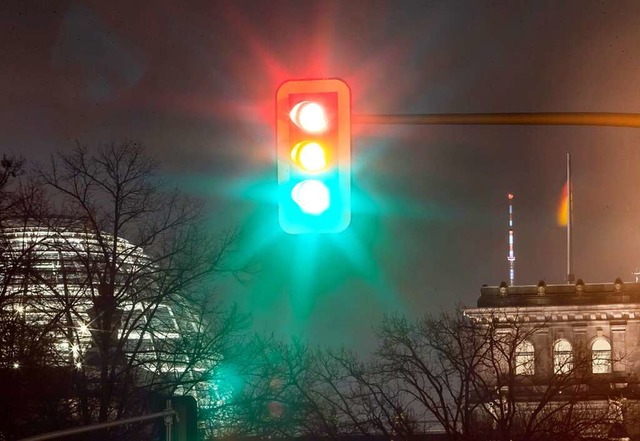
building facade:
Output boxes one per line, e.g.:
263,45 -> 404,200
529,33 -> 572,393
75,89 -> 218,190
465,279 -> 640,439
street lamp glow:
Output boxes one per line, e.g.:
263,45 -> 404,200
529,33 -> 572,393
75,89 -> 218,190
290,101 -> 328,133
291,180 -> 330,214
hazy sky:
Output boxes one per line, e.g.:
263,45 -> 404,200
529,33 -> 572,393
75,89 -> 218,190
3,0 -> 640,351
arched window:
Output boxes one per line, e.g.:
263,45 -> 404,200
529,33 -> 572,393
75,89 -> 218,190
553,339 -> 573,374
515,340 -> 535,375
592,338 -> 612,374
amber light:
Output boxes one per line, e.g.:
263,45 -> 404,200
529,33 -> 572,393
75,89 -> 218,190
291,141 -> 327,172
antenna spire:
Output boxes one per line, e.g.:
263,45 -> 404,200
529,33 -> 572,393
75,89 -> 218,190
507,193 -> 516,286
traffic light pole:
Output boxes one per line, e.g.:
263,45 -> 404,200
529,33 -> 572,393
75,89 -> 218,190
353,112 -> 640,128
18,405 -> 176,441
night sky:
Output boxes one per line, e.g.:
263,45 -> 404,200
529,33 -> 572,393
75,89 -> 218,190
4,1 -> 640,352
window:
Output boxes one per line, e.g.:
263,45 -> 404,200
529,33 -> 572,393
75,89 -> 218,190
592,338 -> 612,374
553,339 -> 573,374
515,340 -> 535,375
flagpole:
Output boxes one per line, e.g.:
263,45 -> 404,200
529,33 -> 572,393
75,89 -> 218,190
567,153 -> 574,283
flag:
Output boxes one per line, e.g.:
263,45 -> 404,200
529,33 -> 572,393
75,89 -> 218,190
557,182 -> 569,226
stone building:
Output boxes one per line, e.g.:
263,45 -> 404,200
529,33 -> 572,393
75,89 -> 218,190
465,279 -> 640,440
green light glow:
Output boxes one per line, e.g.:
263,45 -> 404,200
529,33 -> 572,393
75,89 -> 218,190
164,154 -> 456,344
208,363 -> 242,407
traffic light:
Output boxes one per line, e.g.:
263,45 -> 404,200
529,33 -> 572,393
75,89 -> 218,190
152,395 -> 198,441
276,78 -> 351,234
171,396 -> 197,441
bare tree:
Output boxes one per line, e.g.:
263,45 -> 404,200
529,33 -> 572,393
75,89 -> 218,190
0,155 -> 84,438
374,311 -> 487,441
0,142 -> 249,439
376,308 -> 622,441
220,336 -> 419,441
241,308 -> 626,441
218,337 -> 331,439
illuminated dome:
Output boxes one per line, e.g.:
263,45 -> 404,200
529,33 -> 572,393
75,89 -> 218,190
0,219 -> 235,438
0,220 -> 191,376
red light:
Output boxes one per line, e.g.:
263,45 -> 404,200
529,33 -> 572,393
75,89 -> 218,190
289,101 -> 328,133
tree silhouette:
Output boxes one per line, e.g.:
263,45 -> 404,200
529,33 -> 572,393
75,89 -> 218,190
0,143 -> 249,440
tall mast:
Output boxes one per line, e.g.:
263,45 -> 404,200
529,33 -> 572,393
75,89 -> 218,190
508,193 -> 516,286
566,153 -> 574,283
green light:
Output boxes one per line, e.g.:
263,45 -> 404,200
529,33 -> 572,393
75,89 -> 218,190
291,180 -> 330,214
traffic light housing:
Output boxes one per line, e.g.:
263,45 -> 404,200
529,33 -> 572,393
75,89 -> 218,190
171,396 -> 197,441
276,78 -> 351,234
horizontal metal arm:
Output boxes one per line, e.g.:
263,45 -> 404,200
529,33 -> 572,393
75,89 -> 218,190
353,112 -> 640,128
